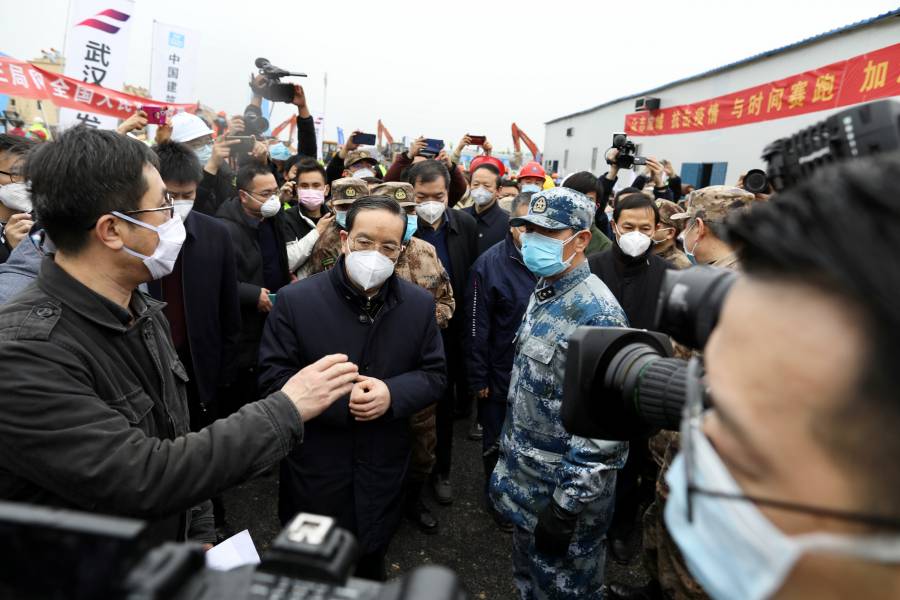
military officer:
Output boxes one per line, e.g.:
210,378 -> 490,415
489,187 -> 629,599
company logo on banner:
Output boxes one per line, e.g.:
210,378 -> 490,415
59,0 -> 135,130
150,21 -> 199,105
624,42 -> 900,136
0,54 -> 196,119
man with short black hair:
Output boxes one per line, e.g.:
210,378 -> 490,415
464,161 -> 510,255
409,158 -> 478,504
0,126 -> 358,546
563,171 -> 613,255
280,157 -> 336,274
259,195 -> 446,581
0,134 -> 36,264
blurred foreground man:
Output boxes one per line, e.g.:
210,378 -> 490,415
664,155 -> 900,599
490,188 -> 628,599
0,127 -> 358,543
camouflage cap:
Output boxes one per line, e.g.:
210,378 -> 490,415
370,181 -> 415,207
655,199 -> 687,231
670,185 -> 756,222
509,187 -> 595,232
330,177 -> 369,204
345,149 -> 379,169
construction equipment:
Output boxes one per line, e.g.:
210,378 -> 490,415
377,119 -> 394,150
271,114 -> 298,141
510,122 -> 542,170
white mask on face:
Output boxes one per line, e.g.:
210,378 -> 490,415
112,211 -> 186,280
345,249 -> 395,291
260,195 -> 281,218
352,167 -> 376,179
415,201 -> 446,225
470,187 -> 494,207
616,227 -> 653,257
173,200 -> 194,221
0,182 -> 32,213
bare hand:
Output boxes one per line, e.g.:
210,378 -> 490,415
477,387 -> 490,399
251,141 -> 269,164
662,159 -> 675,178
117,110 -> 148,135
206,137 -> 240,174
454,135 -> 472,155
292,85 -> 310,118
315,213 -> 335,235
482,139 -> 493,155
281,354 -> 360,422
605,148 -> 620,178
349,376 -> 391,421
4,213 -> 33,249
646,157 -> 665,187
257,288 -> 273,313
407,136 -> 426,160
436,148 -> 452,169
340,130 -> 360,159
279,180 -> 296,202
228,116 -> 245,136
154,121 -> 173,145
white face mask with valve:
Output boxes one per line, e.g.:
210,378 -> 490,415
112,211 -> 186,280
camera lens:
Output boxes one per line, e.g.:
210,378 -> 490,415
743,169 -> 769,194
655,267 -> 738,350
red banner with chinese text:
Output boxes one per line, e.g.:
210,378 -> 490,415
0,53 -> 196,121
624,42 -> 900,136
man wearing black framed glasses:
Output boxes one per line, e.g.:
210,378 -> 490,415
0,126 -> 358,547
0,134 -> 36,264
661,155 -> 900,599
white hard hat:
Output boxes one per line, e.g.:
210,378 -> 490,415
170,112 -> 213,143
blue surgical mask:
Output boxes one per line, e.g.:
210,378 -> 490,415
520,231 -> 577,278
335,210 -> 348,229
195,144 -> 213,165
269,142 -> 291,161
679,223 -> 700,265
521,183 -> 541,194
403,214 -> 418,242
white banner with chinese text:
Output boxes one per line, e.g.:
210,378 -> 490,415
149,21 -> 199,105
59,0 -> 135,130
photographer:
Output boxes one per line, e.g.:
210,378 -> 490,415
661,154 -> 900,598
0,127 -> 358,545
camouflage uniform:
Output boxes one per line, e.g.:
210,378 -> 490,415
489,189 -> 629,600
654,199 -> 693,270
643,187 -> 753,600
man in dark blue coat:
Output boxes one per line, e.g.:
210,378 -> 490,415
464,192 -> 536,528
148,142 -> 241,430
258,195 -> 446,582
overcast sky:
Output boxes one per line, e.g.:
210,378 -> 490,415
2,0 -> 898,152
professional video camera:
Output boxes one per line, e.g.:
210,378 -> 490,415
608,133 -> 648,170
745,99 -> 900,193
561,266 -> 737,441
0,501 -> 467,600
251,57 -> 308,103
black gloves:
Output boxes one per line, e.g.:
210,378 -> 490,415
534,500 -> 578,556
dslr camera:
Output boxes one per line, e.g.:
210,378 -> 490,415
0,501 -> 467,600
562,267 -> 737,440
250,57 -> 307,104
608,133 -> 648,170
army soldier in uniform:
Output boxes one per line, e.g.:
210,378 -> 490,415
490,188 -> 628,599
652,199 -> 692,270
671,186 -> 756,269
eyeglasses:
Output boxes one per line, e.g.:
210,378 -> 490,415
681,357 -> 900,531
348,236 -> 402,259
120,191 -> 175,220
0,169 -> 23,184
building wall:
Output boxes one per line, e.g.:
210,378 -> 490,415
543,17 -> 900,185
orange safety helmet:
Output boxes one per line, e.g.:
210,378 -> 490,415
518,161 -> 545,180
469,155 -> 506,178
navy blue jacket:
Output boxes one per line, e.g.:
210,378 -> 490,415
463,201 -> 510,256
148,210 -> 241,415
464,233 -> 536,403
258,257 -> 447,553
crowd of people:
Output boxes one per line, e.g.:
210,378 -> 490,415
0,78 -> 898,600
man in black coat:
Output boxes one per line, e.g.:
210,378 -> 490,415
408,159 -> 478,504
259,196 -> 446,581
217,163 -> 295,415
588,191 -> 672,563
148,142 -> 241,430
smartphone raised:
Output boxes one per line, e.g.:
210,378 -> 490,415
141,105 -> 167,126
225,135 -> 256,155
467,135 -> 486,146
351,132 -> 377,145
421,138 -> 444,158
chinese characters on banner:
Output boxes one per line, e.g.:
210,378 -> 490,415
59,0 -> 136,130
149,22 -> 199,105
624,42 -> 900,136
0,54 -> 196,120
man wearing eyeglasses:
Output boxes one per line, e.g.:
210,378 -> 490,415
258,195 -> 447,581
659,155 -> 900,600
0,127 -> 359,547
0,134 -> 36,264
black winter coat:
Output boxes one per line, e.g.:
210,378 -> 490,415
588,244 -> 673,330
258,258 -> 447,553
